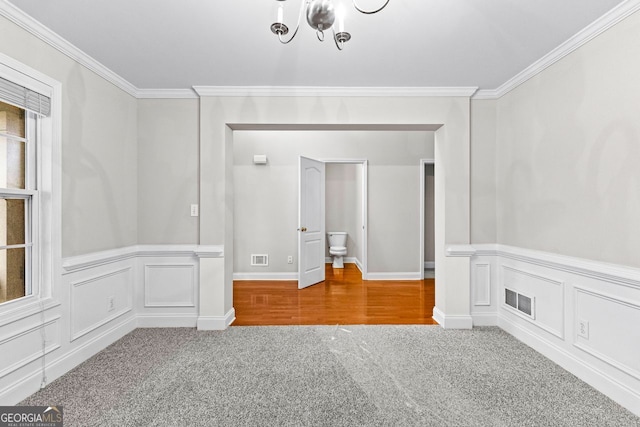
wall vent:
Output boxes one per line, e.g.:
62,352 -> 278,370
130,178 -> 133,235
251,254 -> 269,266
504,287 -> 535,319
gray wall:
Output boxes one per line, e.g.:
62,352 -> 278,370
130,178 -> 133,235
325,163 -> 362,263
233,130 -> 434,274
424,163 -> 435,263
0,15 -> 138,257
470,99 -> 497,244
137,99 -> 199,244
495,9 -> 640,268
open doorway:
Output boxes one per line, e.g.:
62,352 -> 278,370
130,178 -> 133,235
288,156 -> 367,289
233,130 -> 432,282
231,130 -> 438,325
297,158 -> 368,289
323,159 -> 367,278
420,159 -> 436,280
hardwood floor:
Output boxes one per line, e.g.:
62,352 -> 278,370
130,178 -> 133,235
233,264 -> 437,326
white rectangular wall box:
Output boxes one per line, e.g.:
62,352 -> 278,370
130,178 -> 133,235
253,154 -> 268,165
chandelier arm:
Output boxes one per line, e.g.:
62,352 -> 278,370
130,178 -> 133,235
332,29 -> 345,51
278,25 -> 300,44
352,0 -> 390,14
277,0 -> 308,44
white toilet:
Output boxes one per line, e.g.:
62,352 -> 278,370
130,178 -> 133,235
327,232 -> 348,268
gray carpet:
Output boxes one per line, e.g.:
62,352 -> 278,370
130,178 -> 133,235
21,326 -> 640,427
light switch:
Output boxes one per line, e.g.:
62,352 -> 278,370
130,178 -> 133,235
190,204 -> 199,217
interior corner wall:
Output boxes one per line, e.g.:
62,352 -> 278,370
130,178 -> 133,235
470,99 -> 497,244
0,14 -> 139,405
232,131 -> 433,274
137,99 -> 199,244
0,15 -> 138,258
495,9 -> 640,268
485,9 -> 640,415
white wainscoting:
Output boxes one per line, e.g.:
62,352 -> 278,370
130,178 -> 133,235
0,250 -> 139,406
136,246 -> 211,327
70,267 -> 133,341
472,263 -> 491,306
501,264 -> 565,339
470,244 -> 640,417
0,316 -> 60,380
0,244 -> 223,406
144,264 -> 196,308
573,286 -> 640,382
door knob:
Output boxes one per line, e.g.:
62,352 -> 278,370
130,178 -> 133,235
298,227 -> 307,232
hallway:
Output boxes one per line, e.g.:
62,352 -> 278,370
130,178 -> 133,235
233,264 -> 437,326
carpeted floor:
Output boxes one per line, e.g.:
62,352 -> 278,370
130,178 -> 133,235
21,326 -> 640,426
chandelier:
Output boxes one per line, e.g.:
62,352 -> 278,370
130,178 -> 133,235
271,0 -> 390,50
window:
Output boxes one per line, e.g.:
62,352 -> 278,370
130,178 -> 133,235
0,57 -> 57,315
0,100 -> 37,304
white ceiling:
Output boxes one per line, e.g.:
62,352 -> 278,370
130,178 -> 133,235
6,0 -> 627,91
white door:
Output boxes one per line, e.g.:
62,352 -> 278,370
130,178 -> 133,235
298,156 -> 325,289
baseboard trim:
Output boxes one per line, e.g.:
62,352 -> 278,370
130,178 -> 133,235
233,273 -> 297,281
499,314 -> 640,417
197,308 -> 236,330
472,312 -> 499,326
354,258 -> 364,273
367,272 -> 422,281
432,307 -> 473,329
137,314 -> 198,328
0,315 -> 136,405
324,257 -> 359,264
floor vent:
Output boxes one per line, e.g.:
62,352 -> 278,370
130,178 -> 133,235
251,254 -> 269,266
505,288 -> 535,319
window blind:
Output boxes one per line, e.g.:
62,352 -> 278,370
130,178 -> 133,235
0,75 -> 51,116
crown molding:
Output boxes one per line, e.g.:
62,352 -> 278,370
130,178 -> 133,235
0,0 -> 138,97
472,89 -> 501,100
136,88 -> 198,99
192,86 -> 478,98
473,0 -> 640,100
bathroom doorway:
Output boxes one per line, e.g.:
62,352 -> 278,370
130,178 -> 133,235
323,159 -> 368,279
419,159 -> 436,280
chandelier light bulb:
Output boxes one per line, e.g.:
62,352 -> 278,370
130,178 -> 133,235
277,3 -> 284,24
336,3 -> 345,33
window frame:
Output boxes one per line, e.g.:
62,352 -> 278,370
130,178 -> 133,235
0,52 -> 61,324
0,107 -> 39,304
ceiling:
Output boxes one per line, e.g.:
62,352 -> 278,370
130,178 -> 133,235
6,0 -> 627,91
